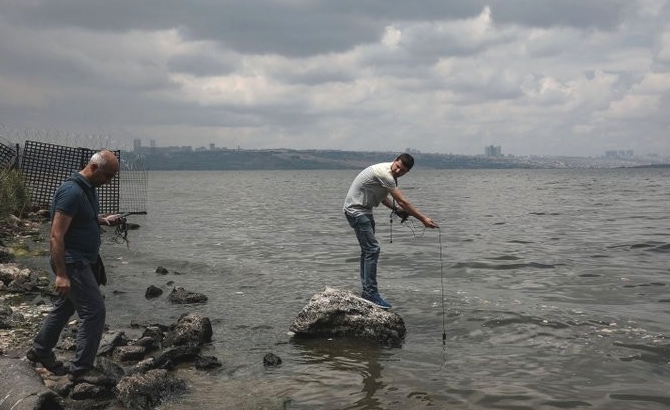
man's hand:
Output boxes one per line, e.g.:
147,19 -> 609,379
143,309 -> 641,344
53,275 -> 71,297
422,217 -> 439,229
103,214 -> 127,226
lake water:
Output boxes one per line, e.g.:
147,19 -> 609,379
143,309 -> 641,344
69,168 -> 670,409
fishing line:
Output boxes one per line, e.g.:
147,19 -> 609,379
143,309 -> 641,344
112,220 -> 130,248
110,212 -> 146,249
438,227 -> 446,345
389,209 -> 426,241
389,211 -> 447,344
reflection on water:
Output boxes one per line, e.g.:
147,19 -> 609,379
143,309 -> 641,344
86,168 -> 670,409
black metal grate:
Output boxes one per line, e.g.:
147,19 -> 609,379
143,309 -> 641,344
21,141 -> 125,214
0,141 -> 17,168
118,154 -> 148,214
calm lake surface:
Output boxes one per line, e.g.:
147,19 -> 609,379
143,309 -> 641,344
88,168 -> 669,408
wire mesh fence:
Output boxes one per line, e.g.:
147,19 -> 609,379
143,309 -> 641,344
1,138 -> 147,214
0,141 -> 18,169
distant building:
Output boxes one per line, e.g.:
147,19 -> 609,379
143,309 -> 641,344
132,139 -> 193,154
209,143 -> 215,150
605,150 -> 633,159
485,145 -> 502,157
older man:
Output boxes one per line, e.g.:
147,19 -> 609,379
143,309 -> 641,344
27,150 -> 125,384
343,153 -> 438,309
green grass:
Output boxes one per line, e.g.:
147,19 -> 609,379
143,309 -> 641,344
0,168 -> 31,219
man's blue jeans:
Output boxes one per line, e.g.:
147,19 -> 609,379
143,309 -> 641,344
33,261 -> 106,373
346,213 -> 381,297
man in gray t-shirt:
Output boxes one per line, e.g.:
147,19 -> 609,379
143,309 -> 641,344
343,153 -> 438,309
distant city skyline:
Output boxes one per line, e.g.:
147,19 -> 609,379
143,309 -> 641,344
130,137 -> 657,161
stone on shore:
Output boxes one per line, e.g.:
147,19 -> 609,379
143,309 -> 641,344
166,312 -> 213,346
115,369 -> 187,410
144,285 -> 163,299
0,356 -> 65,410
0,302 -> 17,329
0,263 -> 43,292
167,287 -> 208,304
289,287 -> 406,346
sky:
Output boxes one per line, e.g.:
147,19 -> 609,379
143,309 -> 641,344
0,1 -> 669,158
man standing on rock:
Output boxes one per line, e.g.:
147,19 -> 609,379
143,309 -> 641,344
27,150 -> 126,384
343,153 -> 438,309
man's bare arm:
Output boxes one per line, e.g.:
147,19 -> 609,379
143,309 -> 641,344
389,189 -> 439,228
50,211 -> 73,296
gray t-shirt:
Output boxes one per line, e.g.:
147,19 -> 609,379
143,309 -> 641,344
343,162 -> 397,217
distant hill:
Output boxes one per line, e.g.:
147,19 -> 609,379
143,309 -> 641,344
629,163 -> 670,169
129,149 -> 541,170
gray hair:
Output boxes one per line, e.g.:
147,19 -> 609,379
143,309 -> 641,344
90,152 -> 109,167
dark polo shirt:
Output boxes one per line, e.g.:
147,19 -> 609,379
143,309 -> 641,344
50,173 -> 101,264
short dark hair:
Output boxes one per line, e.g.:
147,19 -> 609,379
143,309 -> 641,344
397,153 -> 414,170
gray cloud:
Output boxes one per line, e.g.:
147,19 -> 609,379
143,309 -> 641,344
0,0 -> 668,158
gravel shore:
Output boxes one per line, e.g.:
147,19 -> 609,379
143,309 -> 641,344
0,213 -> 52,357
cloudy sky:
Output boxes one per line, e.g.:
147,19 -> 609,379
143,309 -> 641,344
0,0 -> 668,157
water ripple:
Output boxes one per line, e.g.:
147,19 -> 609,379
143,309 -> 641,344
452,261 -> 556,270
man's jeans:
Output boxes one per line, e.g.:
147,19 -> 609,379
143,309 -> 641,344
33,261 -> 106,373
346,213 -> 381,297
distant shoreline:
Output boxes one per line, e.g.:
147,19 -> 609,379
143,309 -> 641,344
629,163 -> 670,169
125,149 -> 666,171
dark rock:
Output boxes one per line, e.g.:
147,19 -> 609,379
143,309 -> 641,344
165,312 -> 213,347
70,382 -> 112,400
0,302 -> 14,329
58,337 -> 77,351
153,346 -> 202,370
96,356 -> 126,382
115,369 -> 187,410
125,357 -> 156,377
289,287 -> 407,347
0,263 -> 40,292
0,247 -> 12,263
126,222 -> 140,230
195,355 -> 222,370
263,353 -> 282,367
97,330 -> 128,356
43,377 -> 72,399
141,326 -> 166,347
155,266 -> 169,274
112,345 -> 147,362
0,356 -> 65,409
145,285 -> 163,299
130,336 -> 160,350
167,287 -> 208,304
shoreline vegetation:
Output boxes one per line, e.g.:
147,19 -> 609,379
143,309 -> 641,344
0,167 -> 51,354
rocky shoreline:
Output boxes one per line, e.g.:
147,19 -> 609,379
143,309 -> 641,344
0,213 -> 51,356
0,215 -> 407,409
0,215 -> 224,409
